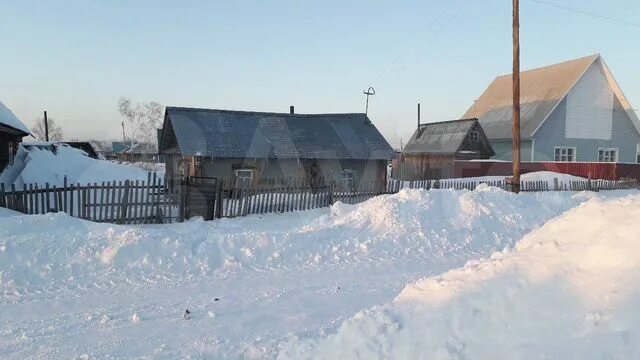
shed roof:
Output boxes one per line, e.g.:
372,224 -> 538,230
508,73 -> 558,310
160,107 -> 394,160
403,118 -> 480,154
463,54 -> 600,139
0,101 -> 31,135
111,142 -> 130,154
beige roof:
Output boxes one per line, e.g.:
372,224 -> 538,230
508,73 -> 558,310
463,54 -> 601,139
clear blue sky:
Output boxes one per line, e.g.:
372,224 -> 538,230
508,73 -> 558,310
1,0 -> 639,147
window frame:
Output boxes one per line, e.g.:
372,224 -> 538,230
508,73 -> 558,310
553,146 -> 577,162
636,144 -> 640,164
234,169 -> 254,188
468,130 -> 480,143
597,147 -> 619,163
340,168 -> 357,191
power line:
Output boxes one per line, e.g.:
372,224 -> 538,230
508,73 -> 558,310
529,0 -> 640,28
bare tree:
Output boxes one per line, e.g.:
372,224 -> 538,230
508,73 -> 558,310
118,97 -> 164,146
32,117 -> 64,141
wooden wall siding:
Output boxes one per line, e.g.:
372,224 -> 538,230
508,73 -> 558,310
397,154 -> 455,181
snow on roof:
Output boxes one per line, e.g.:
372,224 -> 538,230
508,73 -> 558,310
0,101 -> 31,135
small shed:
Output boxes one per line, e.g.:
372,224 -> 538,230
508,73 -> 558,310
159,107 -> 394,191
397,118 -> 494,180
0,101 -> 30,171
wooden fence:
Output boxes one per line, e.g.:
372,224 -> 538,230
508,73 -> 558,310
0,173 -> 177,224
1,175 -> 638,224
395,178 -> 639,192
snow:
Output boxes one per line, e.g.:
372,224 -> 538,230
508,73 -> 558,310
0,144 -> 159,187
0,186 -> 637,358
0,207 -> 22,218
0,101 -> 30,135
279,193 -> 640,359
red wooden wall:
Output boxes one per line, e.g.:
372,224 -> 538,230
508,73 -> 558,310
454,161 -> 640,181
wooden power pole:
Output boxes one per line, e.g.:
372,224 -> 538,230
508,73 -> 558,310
43,111 -> 49,142
512,0 -> 521,193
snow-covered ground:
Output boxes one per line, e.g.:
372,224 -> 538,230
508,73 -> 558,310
1,186 -> 638,359
0,144 -> 160,187
280,193 -> 640,359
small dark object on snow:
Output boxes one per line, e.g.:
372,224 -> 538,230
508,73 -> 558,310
214,298 -> 219,301
184,309 -> 191,320
337,287 -> 341,290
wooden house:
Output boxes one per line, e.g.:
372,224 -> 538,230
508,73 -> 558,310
0,101 -> 30,171
464,54 -> 640,163
397,118 -> 494,180
158,107 -> 394,191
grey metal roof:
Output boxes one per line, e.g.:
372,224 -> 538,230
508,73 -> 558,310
161,107 -> 394,160
403,118 -> 478,154
463,54 -> 600,140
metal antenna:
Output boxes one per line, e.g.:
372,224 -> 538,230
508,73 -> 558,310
363,87 -> 376,115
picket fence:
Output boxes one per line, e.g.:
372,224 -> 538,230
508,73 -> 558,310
1,175 -> 638,224
0,173 -> 176,224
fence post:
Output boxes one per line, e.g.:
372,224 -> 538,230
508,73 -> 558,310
178,179 -> 187,222
214,180 -> 223,219
119,180 -> 131,224
553,178 -> 559,191
328,181 -> 334,205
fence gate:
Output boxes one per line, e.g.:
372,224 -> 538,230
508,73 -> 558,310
183,176 -> 220,220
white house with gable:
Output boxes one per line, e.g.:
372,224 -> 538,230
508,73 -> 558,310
464,54 -> 640,163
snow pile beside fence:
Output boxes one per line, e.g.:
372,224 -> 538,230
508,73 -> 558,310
0,187 -> 620,296
0,145 -> 156,187
278,194 -> 640,360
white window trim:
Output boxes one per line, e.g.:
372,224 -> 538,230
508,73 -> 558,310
234,169 -> 254,187
597,147 -> 619,163
553,146 -> 577,162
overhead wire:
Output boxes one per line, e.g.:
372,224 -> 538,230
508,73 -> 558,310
529,0 -> 640,28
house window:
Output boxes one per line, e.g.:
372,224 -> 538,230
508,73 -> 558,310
235,169 -> 253,188
636,144 -> 640,164
598,148 -> 618,163
554,147 -> 576,162
468,130 -> 480,143
340,169 -> 356,191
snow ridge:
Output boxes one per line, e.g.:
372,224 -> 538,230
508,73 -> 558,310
278,194 -> 640,359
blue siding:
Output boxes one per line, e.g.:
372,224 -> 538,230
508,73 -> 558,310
489,139 -> 533,162
532,97 -> 640,162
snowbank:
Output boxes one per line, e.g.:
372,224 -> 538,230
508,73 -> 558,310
0,144 -> 158,187
279,193 -> 640,359
0,186 -> 625,296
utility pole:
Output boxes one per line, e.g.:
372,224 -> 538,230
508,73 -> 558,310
43,111 -> 49,142
363,87 -> 376,115
121,121 -> 126,142
512,0 -> 521,193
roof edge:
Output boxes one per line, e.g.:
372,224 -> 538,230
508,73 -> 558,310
165,106 -> 367,118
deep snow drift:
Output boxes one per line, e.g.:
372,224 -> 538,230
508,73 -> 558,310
0,144 -> 157,187
1,187 -> 637,359
279,193 -> 640,360
0,186 -> 608,296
